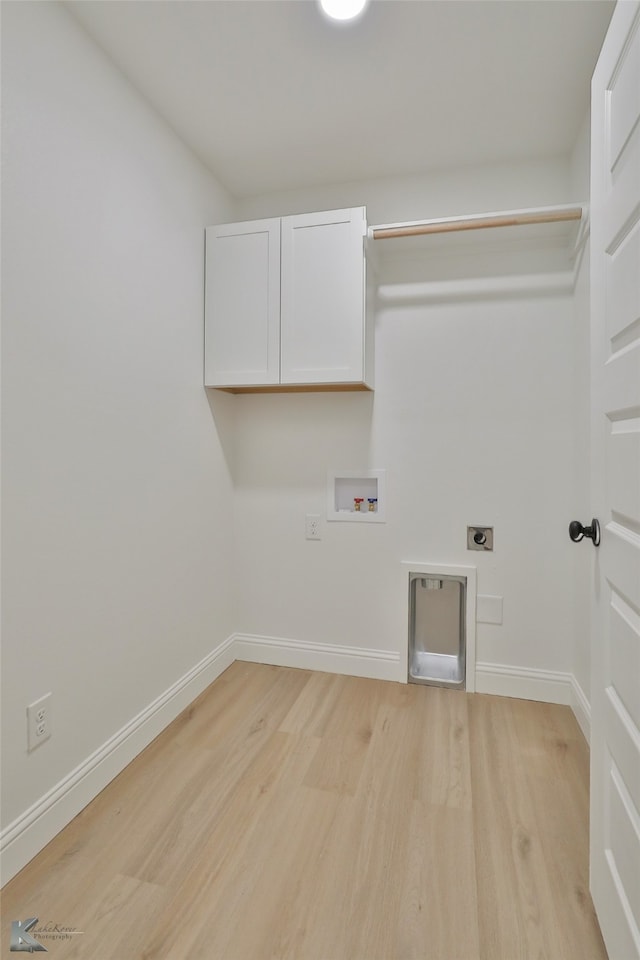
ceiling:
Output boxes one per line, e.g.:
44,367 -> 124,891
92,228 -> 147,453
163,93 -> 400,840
65,0 -> 615,200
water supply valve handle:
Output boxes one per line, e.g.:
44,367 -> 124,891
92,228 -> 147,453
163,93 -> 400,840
568,518 -> 600,546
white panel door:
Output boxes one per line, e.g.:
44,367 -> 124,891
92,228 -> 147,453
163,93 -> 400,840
590,4 -> 640,958
280,207 -> 366,385
204,218 -> 280,387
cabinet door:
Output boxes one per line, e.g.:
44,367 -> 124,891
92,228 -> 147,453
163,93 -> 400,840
205,218 -> 280,387
280,208 -> 366,385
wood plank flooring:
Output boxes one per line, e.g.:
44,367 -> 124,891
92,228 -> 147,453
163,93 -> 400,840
1,662 -> 608,959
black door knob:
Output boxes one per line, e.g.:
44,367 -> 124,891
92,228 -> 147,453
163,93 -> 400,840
569,518 -> 600,546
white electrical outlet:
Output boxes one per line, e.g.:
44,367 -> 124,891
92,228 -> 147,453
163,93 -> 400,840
27,693 -> 52,751
305,514 -> 321,540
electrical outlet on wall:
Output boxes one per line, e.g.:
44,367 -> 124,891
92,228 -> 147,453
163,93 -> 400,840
27,693 -> 52,751
305,514 -> 321,540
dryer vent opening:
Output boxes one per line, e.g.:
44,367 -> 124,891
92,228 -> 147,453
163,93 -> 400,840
408,573 -> 466,689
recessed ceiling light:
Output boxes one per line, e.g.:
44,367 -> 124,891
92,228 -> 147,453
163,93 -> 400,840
319,0 -> 369,23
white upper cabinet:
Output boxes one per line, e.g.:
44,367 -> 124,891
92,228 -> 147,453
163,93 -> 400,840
205,207 -> 372,392
280,209 -> 367,385
204,218 -> 280,387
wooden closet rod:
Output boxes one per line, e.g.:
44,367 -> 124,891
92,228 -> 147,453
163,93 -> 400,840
371,206 -> 583,240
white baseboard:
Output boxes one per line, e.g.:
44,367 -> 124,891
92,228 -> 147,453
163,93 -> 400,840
475,661 -> 573,705
570,675 -> 591,744
474,663 -> 591,741
0,635 -> 236,887
234,633 -> 403,682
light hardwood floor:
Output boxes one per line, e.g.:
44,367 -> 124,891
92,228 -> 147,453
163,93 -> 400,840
1,663 -> 607,959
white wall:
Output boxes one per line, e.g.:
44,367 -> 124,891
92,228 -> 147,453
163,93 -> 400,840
237,157 -> 573,225
234,162 -> 586,686
1,1 -> 236,833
